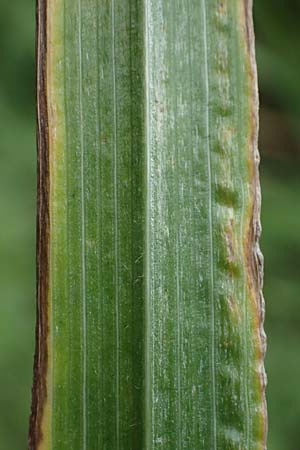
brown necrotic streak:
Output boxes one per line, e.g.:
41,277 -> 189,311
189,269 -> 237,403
242,0 -> 268,447
28,1 -> 49,449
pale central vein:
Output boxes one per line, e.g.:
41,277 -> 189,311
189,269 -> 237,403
78,0 -> 87,448
201,1 -> 217,448
111,1 -> 120,447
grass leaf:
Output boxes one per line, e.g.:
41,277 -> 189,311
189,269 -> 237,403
29,1 -> 266,449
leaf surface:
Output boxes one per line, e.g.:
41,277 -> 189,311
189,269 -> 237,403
30,1 -> 266,449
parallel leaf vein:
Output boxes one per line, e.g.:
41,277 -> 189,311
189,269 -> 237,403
78,0 -> 87,447
171,3 -> 182,446
144,0 -> 152,447
95,0 -> 103,446
201,1 -> 217,448
111,1 -> 120,447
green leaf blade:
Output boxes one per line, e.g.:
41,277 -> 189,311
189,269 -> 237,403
30,1 -> 266,449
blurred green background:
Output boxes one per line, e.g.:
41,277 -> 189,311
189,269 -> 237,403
0,1 -> 299,449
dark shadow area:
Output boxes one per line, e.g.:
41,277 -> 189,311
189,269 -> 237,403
255,1 -> 300,449
0,1 -> 36,449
